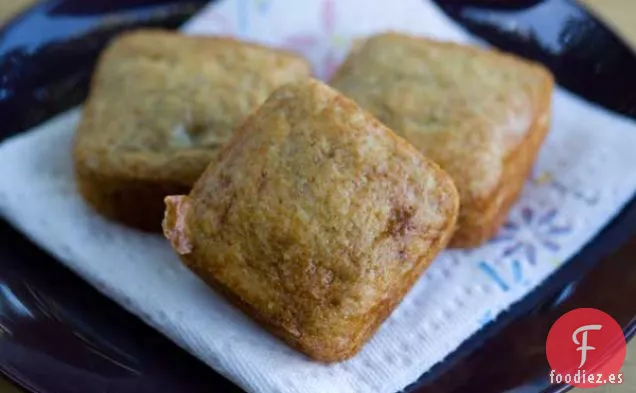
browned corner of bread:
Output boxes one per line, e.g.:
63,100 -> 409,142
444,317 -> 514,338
162,79 -> 459,362
330,32 -> 555,248
76,167 -> 191,232
449,64 -> 554,248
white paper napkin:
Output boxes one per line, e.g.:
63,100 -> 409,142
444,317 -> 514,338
1,1 -> 636,392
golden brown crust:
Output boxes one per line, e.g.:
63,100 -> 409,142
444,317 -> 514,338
74,29 -> 312,230
78,171 -> 191,231
449,87 -> 552,246
330,32 -> 554,247
163,79 -> 459,362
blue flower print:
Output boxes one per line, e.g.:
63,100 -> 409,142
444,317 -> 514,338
492,206 -> 572,265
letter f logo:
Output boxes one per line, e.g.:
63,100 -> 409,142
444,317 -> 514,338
572,324 -> 602,368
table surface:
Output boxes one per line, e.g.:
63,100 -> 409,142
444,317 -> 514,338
0,0 -> 634,392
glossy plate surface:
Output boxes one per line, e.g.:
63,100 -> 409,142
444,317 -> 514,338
0,1 -> 635,392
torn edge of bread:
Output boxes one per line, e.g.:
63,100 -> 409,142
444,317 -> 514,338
163,195 -> 193,255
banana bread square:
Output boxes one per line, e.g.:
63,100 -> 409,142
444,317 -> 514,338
74,29 -> 311,230
163,79 -> 459,362
331,32 -> 554,247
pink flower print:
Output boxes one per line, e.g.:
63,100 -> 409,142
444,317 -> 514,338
322,0 -> 335,33
282,0 -> 348,80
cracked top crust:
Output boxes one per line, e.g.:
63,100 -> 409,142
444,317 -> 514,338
74,29 -> 311,185
163,79 -> 459,361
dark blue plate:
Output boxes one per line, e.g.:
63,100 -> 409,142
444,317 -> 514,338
0,1 -> 635,392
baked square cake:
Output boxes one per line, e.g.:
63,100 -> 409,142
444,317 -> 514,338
163,79 -> 459,362
74,29 -> 311,230
331,32 -> 554,247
